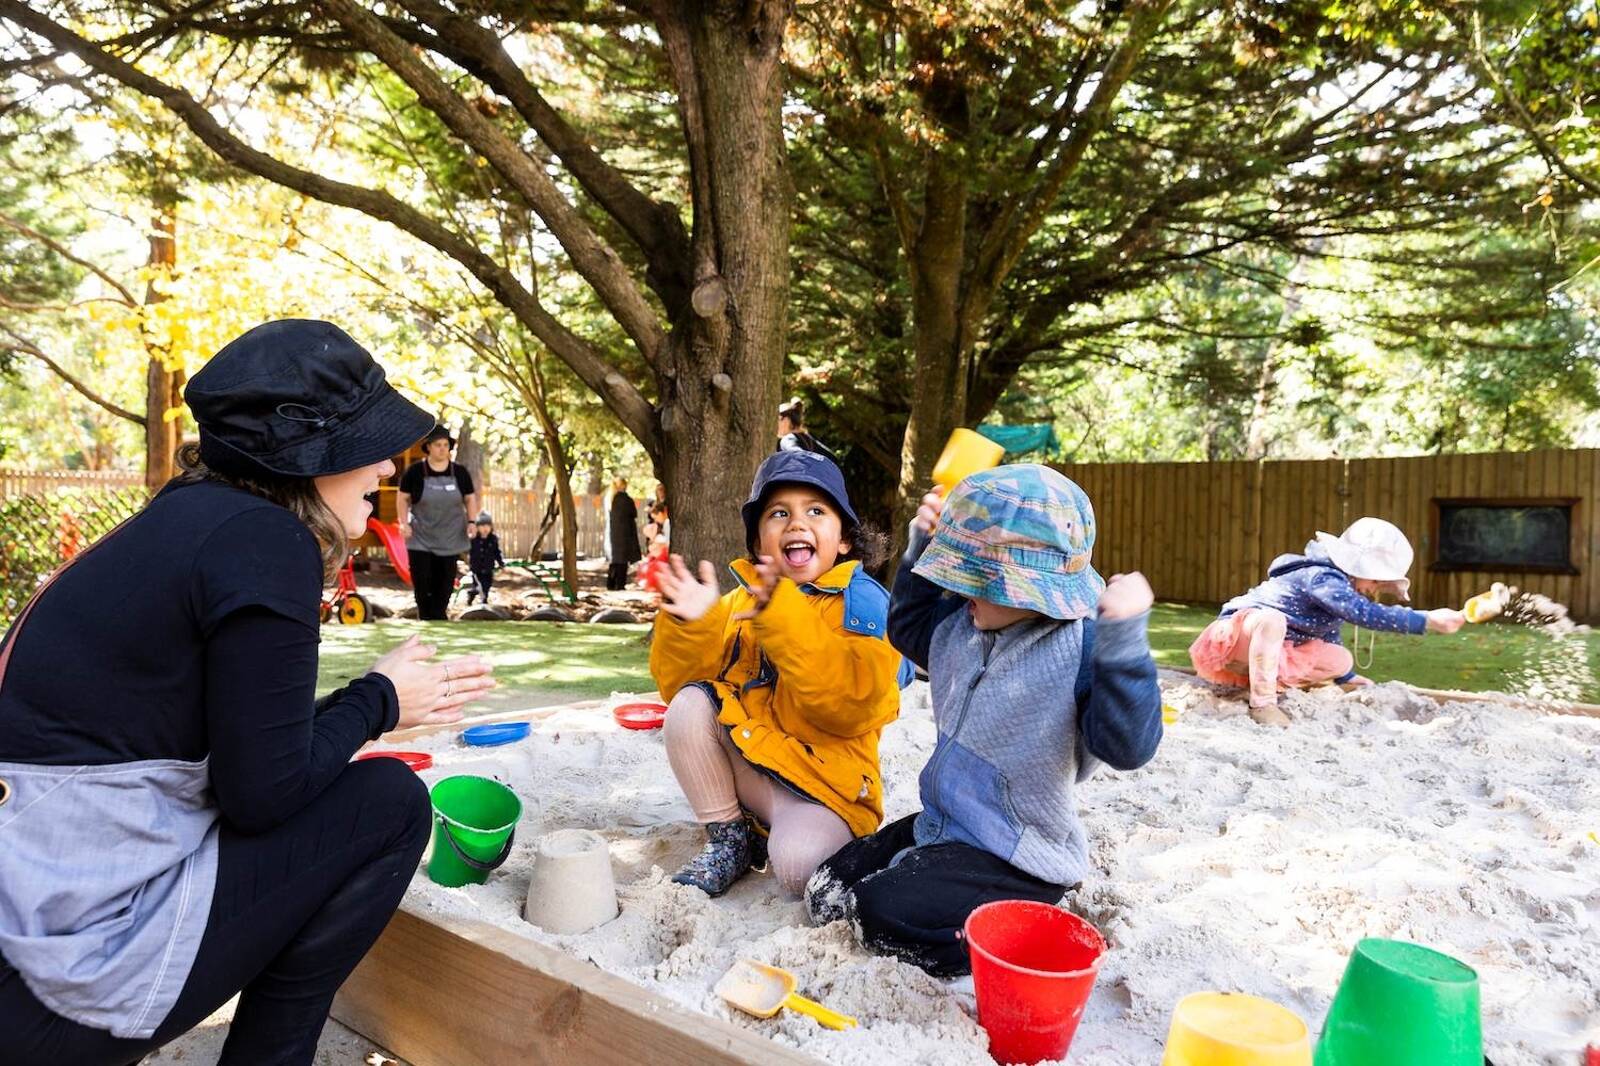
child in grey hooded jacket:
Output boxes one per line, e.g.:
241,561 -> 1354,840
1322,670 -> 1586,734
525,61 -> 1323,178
805,464 -> 1162,977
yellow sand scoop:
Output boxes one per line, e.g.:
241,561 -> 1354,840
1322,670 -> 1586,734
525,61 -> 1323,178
715,958 -> 857,1030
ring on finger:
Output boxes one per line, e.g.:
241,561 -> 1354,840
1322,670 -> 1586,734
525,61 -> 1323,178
445,680 -> 454,698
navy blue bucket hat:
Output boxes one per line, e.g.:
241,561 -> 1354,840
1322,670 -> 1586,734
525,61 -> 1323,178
741,450 -> 859,550
185,319 -> 435,480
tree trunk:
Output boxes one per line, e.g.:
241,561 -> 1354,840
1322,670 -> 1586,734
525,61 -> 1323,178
890,150 -> 969,558
653,2 -> 791,584
142,205 -> 178,493
526,354 -> 579,592
1243,242 -> 1322,461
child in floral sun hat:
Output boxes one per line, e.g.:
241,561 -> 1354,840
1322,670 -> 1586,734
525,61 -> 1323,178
1190,516 -> 1466,726
805,464 -> 1163,978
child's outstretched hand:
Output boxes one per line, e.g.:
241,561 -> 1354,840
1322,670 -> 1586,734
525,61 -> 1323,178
1098,572 -> 1153,620
1425,607 -> 1467,634
733,555 -> 782,621
914,491 -> 945,535
657,554 -> 721,622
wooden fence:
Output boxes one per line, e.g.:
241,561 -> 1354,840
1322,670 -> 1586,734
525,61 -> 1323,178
0,468 -> 144,496
479,488 -> 607,560
0,470 -> 609,563
1058,449 -> 1600,620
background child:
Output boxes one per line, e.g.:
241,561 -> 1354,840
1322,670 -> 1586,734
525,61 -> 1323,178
1190,516 -> 1466,726
466,511 -> 503,605
651,450 -> 901,898
806,465 -> 1162,978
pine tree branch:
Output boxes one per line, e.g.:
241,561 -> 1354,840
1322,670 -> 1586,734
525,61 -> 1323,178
0,328 -> 144,424
317,0 -> 666,367
0,0 -> 662,455
0,211 -> 139,306
384,0 -> 691,307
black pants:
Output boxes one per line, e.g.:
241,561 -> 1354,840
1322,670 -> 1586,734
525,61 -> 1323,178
408,549 -> 459,620
0,758 -> 430,1066
606,562 -> 630,590
806,813 -> 1070,977
466,567 -> 494,604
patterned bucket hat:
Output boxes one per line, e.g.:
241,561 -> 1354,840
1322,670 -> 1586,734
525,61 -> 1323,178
913,464 -> 1105,620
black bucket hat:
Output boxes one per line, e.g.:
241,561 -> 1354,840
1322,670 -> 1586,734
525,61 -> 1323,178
184,319 -> 435,480
422,424 -> 456,449
741,449 -> 859,550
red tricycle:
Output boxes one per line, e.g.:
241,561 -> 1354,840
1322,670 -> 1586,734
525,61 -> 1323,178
321,517 -> 411,624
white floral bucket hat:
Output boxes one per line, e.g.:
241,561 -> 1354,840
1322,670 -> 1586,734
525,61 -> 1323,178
1315,517 -> 1415,601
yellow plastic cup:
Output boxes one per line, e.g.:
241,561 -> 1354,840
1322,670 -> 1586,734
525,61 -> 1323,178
1163,991 -> 1312,1066
931,428 -> 1006,492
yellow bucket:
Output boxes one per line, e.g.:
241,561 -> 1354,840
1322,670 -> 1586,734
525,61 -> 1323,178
1163,991 -> 1312,1066
931,428 -> 1005,492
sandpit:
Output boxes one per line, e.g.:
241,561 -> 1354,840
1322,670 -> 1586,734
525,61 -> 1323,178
379,675 -> 1598,1065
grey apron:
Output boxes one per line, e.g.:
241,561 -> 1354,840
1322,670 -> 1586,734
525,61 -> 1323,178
406,466 -> 470,556
0,530 -> 219,1039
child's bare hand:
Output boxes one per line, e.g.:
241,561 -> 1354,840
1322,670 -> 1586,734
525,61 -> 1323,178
1425,608 -> 1466,634
656,554 -> 721,622
914,492 -> 945,535
1097,572 -> 1153,620
732,555 -> 782,621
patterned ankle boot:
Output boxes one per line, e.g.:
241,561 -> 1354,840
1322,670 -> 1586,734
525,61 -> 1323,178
672,817 -> 754,897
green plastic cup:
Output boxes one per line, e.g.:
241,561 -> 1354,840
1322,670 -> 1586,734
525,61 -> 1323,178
1314,938 -> 1482,1066
427,775 -> 522,887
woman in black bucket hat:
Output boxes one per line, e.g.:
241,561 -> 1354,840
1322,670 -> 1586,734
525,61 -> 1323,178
0,319 -> 495,1064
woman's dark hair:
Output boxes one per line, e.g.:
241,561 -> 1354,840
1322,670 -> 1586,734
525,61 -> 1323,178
778,396 -> 804,427
173,443 -> 349,583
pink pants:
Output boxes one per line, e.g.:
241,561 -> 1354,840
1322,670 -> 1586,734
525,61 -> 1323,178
1189,608 -> 1354,706
662,686 -> 853,898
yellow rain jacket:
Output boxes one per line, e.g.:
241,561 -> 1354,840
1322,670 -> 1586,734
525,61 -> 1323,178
651,558 -> 903,838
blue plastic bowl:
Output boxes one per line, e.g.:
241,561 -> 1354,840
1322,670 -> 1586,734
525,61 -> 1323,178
461,722 -> 531,747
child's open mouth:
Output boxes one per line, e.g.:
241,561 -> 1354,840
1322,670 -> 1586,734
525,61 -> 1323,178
782,540 -> 816,568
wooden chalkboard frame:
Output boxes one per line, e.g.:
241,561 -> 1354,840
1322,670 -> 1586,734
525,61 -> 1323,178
1428,496 -> 1581,575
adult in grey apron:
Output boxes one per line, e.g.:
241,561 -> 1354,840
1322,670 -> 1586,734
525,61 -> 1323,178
397,425 -> 477,620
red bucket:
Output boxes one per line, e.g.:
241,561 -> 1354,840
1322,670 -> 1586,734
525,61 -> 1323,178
355,750 -> 433,772
964,900 -> 1106,1064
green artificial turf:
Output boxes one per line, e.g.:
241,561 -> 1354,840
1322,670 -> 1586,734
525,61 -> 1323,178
316,620 -> 655,709
1147,601 -> 1600,702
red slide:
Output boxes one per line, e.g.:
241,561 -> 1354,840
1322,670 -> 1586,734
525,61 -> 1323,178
366,518 -> 412,586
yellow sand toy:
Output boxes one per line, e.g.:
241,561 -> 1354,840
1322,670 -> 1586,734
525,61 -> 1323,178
1463,583 -> 1512,623
931,428 -> 1005,493
715,959 -> 857,1030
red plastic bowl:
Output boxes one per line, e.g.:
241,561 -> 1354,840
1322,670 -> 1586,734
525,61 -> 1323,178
355,750 -> 434,772
613,702 -> 668,730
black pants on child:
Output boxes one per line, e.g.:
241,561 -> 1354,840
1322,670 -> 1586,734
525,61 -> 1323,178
408,549 -> 459,620
0,758 -> 430,1066
467,567 -> 494,604
806,813 -> 1071,977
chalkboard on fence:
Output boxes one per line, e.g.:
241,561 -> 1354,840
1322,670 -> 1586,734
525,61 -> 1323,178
1433,499 -> 1577,572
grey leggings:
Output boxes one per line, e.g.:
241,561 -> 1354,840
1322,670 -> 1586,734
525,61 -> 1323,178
663,686 -> 853,897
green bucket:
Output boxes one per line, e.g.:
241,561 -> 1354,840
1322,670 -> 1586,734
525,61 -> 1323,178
427,775 -> 522,887
1315,938 -> 1482,1066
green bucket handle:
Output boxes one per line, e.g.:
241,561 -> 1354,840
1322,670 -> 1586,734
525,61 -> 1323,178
436,815 -> 517,873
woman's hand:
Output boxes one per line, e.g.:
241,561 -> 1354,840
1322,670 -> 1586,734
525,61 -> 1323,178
370,635 -> 496,729
913,491 -> 944,535
656,554 -> 722,622
1098,572 -> 1154,620
733,556 -> 781,621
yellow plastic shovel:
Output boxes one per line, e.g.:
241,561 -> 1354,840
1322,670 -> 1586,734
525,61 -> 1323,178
715,959 -> 857,1030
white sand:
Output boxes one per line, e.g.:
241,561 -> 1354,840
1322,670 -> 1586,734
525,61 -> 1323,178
386,677 -> 1599,1065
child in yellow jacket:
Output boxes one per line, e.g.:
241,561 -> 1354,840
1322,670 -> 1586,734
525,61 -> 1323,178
652,450 -> 902,898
